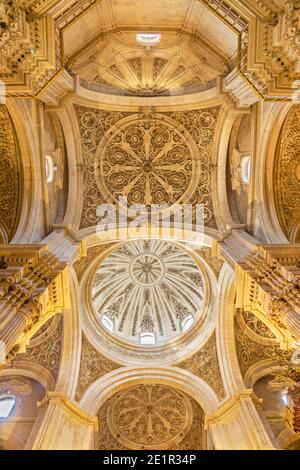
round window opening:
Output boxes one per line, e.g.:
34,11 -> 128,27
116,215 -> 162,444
91,240 -> 204,347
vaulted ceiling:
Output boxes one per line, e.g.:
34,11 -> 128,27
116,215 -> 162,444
65,0 -> 236,95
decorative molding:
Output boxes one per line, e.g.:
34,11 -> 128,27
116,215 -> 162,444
0,244 -> 68,364
195,246 -> 224,279
37,69 -> 74,105
235,244 -> 300,340
222,68 -> 259,108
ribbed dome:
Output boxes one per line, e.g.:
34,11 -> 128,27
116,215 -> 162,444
91,240 -> 204,345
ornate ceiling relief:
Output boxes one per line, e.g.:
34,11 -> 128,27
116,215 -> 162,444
75,334 -> 121,402
166,108 -> 219,226
75,105 -> 130,228
73,243 -> 116,282
177,333 -> 225,400
9,315 -> 63,384
237,310 -> 276,340
97,117 -> 198,207
0,105 -> 20,241
75,104 -> 219,229
70,31 -> 228,96
275,105 -> 300,241
195,246 -> 224,279
91,240 -> 204,345
97,385 -> 204,450
0,1 -> 62,96
235,318 -> 282,377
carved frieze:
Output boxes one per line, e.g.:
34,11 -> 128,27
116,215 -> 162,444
0,244 -> 67,364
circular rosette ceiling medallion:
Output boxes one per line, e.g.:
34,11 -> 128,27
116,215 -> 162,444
95,115 -> 200,212
91,239 -> 204,346
107,384 -> 192,449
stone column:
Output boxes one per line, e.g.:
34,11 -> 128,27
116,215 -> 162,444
214,229 -> 300,340
0,244 -> 68,365
206,390 -> 276,450
27,393 -> 98,450
41,226 -> 86,265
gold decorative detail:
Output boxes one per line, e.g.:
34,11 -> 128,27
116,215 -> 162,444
127,58 -> 142,82
235,318 -> 281,376
0,244 -> 67,364
0,105 -> 20,241
177,333 -> 225,399
153,58 -> 168,81
239,310 -> 276,339
70,29 -> 227,97
275,105 -> 300,241
0,5 -> 62,96
236,244 -> 300,339
107,385 -> 192,449
75,105 -> 130,228
75,334 -> 121,402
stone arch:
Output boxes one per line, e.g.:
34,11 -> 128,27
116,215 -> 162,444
79,366 -> 220,416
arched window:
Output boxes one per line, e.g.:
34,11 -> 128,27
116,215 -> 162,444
45,154 -> 55,183
181,314 -> 194,332
240,156 -> 251,184
140,332 -> 155,345
101,314 -> 114,332
0,396 -> 15,418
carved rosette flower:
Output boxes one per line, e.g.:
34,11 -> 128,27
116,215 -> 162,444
107,385 -> 192,449
96,117 -> 200,209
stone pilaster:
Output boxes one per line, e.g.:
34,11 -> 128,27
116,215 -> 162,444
27,392 -> 97,450
206,390 -> 276,450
